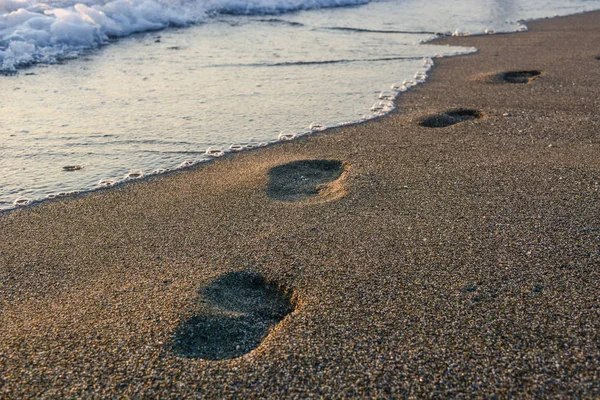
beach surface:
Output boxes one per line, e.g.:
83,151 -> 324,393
1,10 -> 600,398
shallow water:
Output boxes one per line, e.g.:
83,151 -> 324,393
1,0 -> 599,211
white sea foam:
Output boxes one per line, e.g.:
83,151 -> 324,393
205,147 -> 225,157
13,197 -> 29,206
278,130 -> 296,141
177,159 -> 196,168
413,71 -> 427,82
98,178 -> 117,186
391,82 -> 407,91
370,100 -> 393,113
309,122 -> 326,131
378,90 -> 395,100
0,0 -> 370,71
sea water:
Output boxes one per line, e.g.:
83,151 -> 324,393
1,0 -> 599,210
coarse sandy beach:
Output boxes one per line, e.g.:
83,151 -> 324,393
1,10 -> 600,398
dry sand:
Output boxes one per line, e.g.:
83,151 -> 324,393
1,10 -> 600,398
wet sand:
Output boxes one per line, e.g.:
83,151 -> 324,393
1,10 -> 600,398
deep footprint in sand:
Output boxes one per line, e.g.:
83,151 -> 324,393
499,70 -> 541,83
267,159 -> 347,202
419,109 -> 482,128
172,271 -> 294,360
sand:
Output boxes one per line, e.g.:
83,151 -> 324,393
1,10 -> 600,398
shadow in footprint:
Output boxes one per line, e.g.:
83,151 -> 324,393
419,109 -> 482,128
267,159 -> 345,202
500,70 -> 541,83
172,271 -> 294,360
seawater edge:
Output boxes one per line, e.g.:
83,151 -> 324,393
0,52 -> 454,215
5,4 -> 599,215
1,37 -> 482,215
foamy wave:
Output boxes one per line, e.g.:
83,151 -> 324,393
0,0 -> 370,71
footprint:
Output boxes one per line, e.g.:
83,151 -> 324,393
267,159 -> 347,202
499,70 -> 541,84
474,70 -> 541,84
419,109 -> 482,128
171,271 -> 294,360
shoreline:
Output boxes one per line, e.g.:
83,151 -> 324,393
2,9 -> 600,398
4,5 -> 596,214
0,46 -> 446,214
